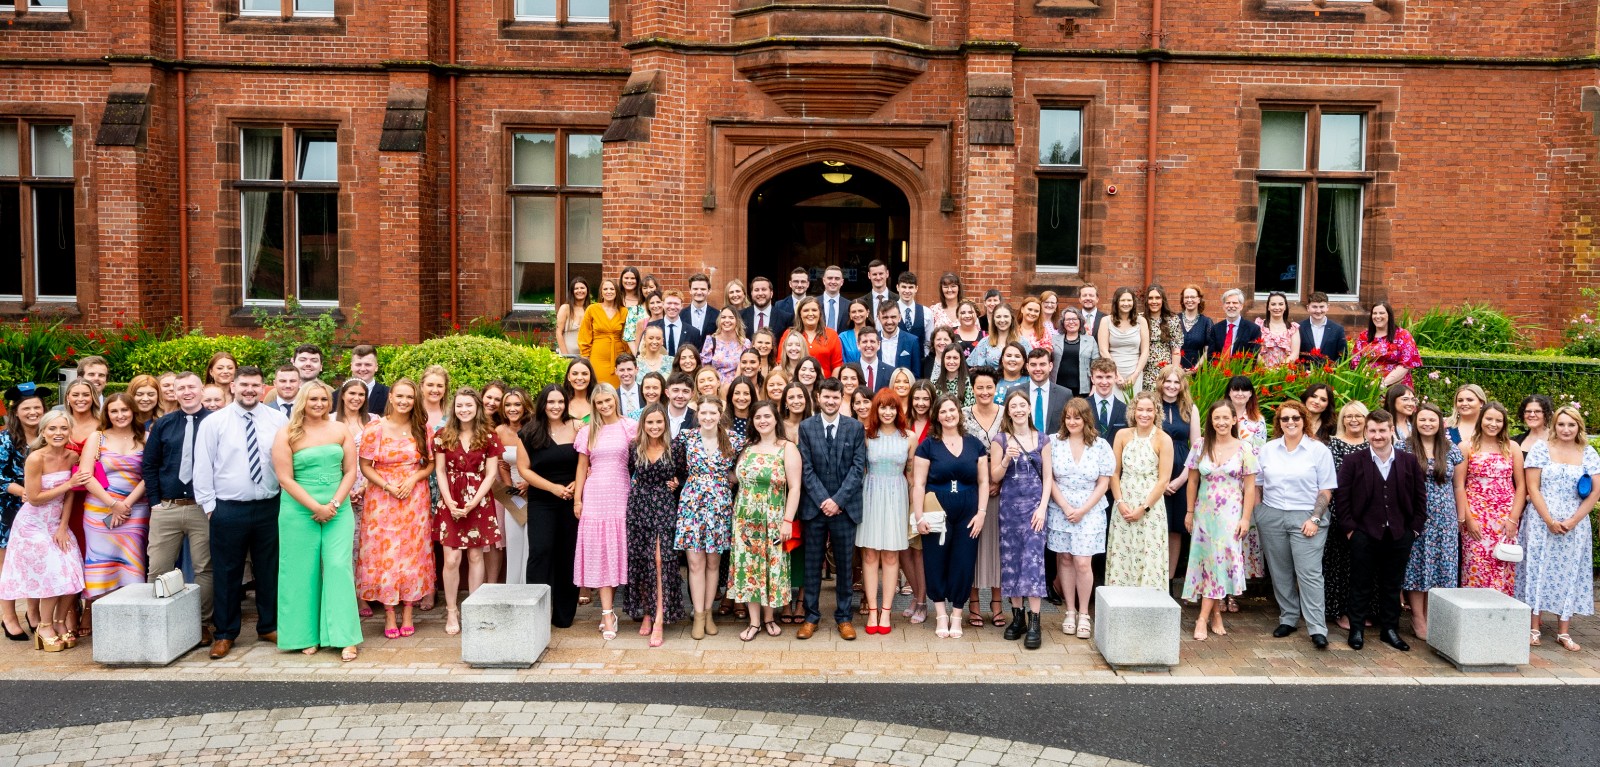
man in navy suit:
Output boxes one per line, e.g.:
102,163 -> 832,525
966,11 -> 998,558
349,344 -> 389,415
894,272 -> 930,345
875,302 -> 922,375
861,259 -> 894,329
796,378 -> 868,640
1297,291 -> 1348,363
647,291 -> 703,358
685,273 -> 720,339
740,275 -> 793,340
1207,288 -> 1263,361
1024,348 -> 1073,435
818,265 -> 852,333
1086,359 -> 1128,440
854,327 -> 896,393
775,267 -> 811,320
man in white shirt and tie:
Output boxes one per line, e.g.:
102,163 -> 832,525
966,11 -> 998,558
741,275 -> 792,339
266,364 -> 300,417
895,272 -> 930,345
686,272 -> 720,339
863,259 -> 892,328
856,326 -> 891,393
1207,288 -> 1263,361
649,291 -> 702,358
615,354 -> 641,415
1079,284 -> 1104,338
349,344 -> 389,415
1025,347 -> 1071,435
141,371 -> 215,643
820,265 -> 848,332
192,366 -> 288,659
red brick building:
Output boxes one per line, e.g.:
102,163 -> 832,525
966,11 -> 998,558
1,1 -> 1596,342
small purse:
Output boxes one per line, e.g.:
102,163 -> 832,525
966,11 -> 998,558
152,569 -> 185,598
916,492 -> 949,546
783,520 -> 802,553
1578,474 -> 1594,499
1492,542 -> 1524,564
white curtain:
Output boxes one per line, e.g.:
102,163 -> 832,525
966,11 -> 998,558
1327,187 -> 1360,293
1254,186 -> 1272,255
240,132 -> 277,295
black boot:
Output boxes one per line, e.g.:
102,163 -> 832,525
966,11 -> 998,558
1003,607 -> 1026,640
1024,611 -> 1043,650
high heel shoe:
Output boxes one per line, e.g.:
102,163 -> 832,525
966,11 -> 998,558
56,622 -> 76,649
35,631 -> 64,653
878,608 -> 893,636
383,607 -> 400,640
3,620 -> 27,642
864,603 -> 880,635
599,610 -> 618,641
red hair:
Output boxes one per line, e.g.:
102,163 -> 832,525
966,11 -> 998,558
864,388 -> 909,439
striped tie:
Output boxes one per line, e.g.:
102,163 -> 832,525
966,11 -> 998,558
243,410 -> 263,489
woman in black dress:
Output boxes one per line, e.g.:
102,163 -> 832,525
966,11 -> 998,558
625,404 -> 686,647
1155,366 -> 1199,583
517,384 -> 581,628
1177,285 -> 1214,370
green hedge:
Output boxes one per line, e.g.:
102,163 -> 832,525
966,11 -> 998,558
119,333 -> 278,379
1414,349 -> 1600,429
382,336 -> 569,393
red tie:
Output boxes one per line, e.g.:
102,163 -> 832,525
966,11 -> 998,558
1223,321 -> 1236,354
866,365 -> 874,391
757,311 -> 765,331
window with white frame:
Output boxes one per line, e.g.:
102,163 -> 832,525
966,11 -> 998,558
240,0 -> 334,17
236,126 -> 340,306
28,0 -> 70,11
510,130 -> 603,309
0,121 -> 76,302
1255,108 -> 1367,300
514,0 -> 610,23
1035,107 -> 1084,272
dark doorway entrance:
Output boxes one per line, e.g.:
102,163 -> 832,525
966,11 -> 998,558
747,161 -> 910,295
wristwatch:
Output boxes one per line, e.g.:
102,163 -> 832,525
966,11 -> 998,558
1308,516 -> 1323,526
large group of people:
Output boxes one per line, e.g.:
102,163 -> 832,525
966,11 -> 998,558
0,264 -> 1594,662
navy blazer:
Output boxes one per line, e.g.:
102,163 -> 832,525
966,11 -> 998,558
648,318 -> 704,358
879,331 -> 922,375
896,302 -> 928,347
1206,317 -> 1263,360
1297,319 -> 1348,363
365,381 -> 389,416
1089,393 -> 1128,442
858,359 -> 897,393
683,303 -> 720,340
797,414 -> 868,523
817,293 -> 853,333
740,303 -> 793,340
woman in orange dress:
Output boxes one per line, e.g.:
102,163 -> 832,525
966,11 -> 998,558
579,278 -> 628,387
357,378 -> 436,639
779,296 -> 844,376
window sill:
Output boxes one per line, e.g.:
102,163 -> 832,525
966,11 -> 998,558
0,301 -> 81,320
499,20 -> 619,42
222,15 -> 346,37
225,304 -> 345,328
503,308 -> 555,332
1247,0 -> 1400,23
3,10 -> 79,30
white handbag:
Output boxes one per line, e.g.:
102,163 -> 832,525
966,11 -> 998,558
1492,542 -> 1524,563
915,492 -> 949,546
152,569 -> 185,598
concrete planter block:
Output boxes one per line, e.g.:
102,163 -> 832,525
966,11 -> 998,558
461,583 -> 551,668
92,583 -> 203,666
1093,586 -> 1181,670
1427,588 -> 1530,671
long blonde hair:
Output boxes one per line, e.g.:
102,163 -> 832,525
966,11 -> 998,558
586,383 -> 621,451
1155,366 -> 1196,427
285,380 -> 334,447
438,386 -> 492,453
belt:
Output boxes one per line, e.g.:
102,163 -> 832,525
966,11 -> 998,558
161,498 -> 198,508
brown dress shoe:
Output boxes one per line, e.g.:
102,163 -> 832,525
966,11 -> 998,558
837,622 -> 857,641
200,626 -> 214,645
209,639 -> 234,659
796,622 -> 818,640
258,631 -> 278,643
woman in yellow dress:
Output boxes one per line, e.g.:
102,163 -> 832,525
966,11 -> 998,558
579,278 -> 628,387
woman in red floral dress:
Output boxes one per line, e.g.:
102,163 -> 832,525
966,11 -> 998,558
433,388 -> 503,636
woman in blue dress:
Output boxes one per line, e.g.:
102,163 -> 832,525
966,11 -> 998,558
912,396 -> 989,640
1516,405 -> 1599,652
1401,404 -> 1462,641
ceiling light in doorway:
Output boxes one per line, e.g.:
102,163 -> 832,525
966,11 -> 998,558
821,161 -> 852,184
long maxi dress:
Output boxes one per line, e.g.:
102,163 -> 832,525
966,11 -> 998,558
1181,446 -> 1258,602
1514,443 -> 1599,620
356,423 -> 435,606
278,443 -> 363,651
82,446 -> 151,599
1106,430 -> 1167,589
995,432 -> 1048,598
728,447 -> 792,608
1460,450 -> 1518,596
574,420 -> 635,589
624,448 -> 686,623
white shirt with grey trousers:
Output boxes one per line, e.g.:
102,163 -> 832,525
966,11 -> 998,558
1255,436 -> 1338,638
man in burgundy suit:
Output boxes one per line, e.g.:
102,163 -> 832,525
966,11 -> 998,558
1333,409 -> 1427,652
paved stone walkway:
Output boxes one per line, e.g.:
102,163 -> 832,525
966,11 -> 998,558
2,591 -> 1596,684
0,702 -> 1146,767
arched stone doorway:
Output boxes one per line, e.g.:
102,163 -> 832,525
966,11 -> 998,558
746,161 -> 910,295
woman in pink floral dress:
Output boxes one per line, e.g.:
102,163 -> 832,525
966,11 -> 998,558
1350,302 -> 1423,387
1254,292 -> 1300,368
357,379 -> 436,639
700,308 -> 753,385
1183,401 -> 1258,641
433,388 -> 503,636
573,384 -> 635,640
1455,402 -> 1524,596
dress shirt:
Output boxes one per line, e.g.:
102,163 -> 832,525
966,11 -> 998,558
860,358 -> 881,391
1033,383 -> 1050,431
1309,318 -> 1327,350
143,406 -> 213,506
1258,437 -> 1337,510
1371,447 -> 1396,480
869,291 -> 891,325
668,407 -> 690,438
690,303 -> 710,332
1092,393 -> 1116,421
192,401 -> 288,514
823,293 -> 843,328
663,319 -> 684,355
618,384 -> 641,416
898,301 -> 925,342
879,331 -> 901,368
752,305 -> 771,332
820,413 -> 841,440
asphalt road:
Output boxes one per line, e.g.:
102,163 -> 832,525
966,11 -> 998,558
0,681 -> 1590,767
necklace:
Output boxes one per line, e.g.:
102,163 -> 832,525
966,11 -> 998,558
1181,313 -> 1199,332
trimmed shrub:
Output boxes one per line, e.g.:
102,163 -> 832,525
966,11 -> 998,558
1414,349 -> 1600,429
121,333 -> 277,379
1401,303 -> 1526,354
382,335 -> 569,393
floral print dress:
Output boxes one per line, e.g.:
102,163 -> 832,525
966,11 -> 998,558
700,336 -> 753,384
995,432 -> 1048,597
1350,328 -> 1423,388
1515,443 -> 1599,619
1322,438 -> 1366,622
357,422 -> 435,605
1255,320 -> 1298,368
433,432 -> 504,549
1141,314 -> 1183,391
1236,417 -> 1269,578
1046,436 -> 1115,556
1402,447 -> 1463,592
0,472 -> 84,600
1182,446 -> 1259,601
1106,429 -> 1167,589
1461,449 -> 1518,596
623,448 -> 686,623
728,447 -> 791,607
672,431 -> 745,553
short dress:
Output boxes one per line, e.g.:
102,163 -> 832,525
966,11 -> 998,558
0,471 -> 85,600
573,419 -> 636,589
1256,320 -> 1297,368
1514,443 -> 1599,620
858,432 -> 911,551
433,432 -> 504,549
1046,436 -> 1114,556
672,431 -> 745,553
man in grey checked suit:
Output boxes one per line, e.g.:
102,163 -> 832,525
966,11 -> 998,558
795,377 -> 868,640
